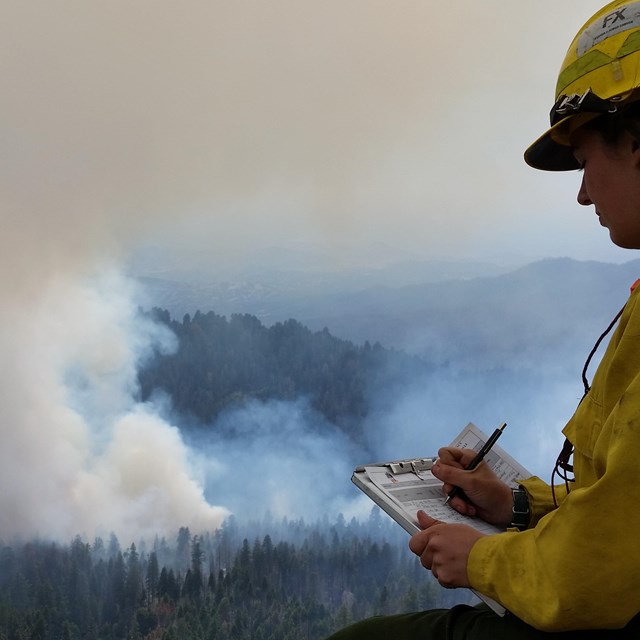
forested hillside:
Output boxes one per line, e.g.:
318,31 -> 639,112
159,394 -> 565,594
0,514 -> 469,640
0,308 -> 476,640
138,308 -> 427,435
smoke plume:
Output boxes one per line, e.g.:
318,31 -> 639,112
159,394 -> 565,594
0,270 -> 229,543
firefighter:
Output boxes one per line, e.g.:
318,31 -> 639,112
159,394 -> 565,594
327,1 -> 640,637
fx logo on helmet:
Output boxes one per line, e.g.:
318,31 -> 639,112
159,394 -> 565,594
602,9 -> 627,29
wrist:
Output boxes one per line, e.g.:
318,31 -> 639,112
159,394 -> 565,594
486,482 -> 518,527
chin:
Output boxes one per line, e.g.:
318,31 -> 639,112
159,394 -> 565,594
610,236 -> 640,249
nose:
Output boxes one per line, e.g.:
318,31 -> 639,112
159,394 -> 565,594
577,174 -> 592,206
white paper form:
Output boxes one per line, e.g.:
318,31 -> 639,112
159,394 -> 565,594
363,465 -> 502,535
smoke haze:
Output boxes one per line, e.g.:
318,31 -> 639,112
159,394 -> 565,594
0,0 -> 616,269
185,398 -> 369,522
0,0 -> 632,542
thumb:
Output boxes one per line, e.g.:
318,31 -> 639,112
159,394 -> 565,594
416,510 -> 441,530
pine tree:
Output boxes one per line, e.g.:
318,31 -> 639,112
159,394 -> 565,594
146,551 -> 160,604
125,544 -> 143,611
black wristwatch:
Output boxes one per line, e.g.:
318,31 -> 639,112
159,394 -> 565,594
510,488 -> 530,531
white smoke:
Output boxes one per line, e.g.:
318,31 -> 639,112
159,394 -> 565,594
186,397 -> 370,523
0,268 -> 228,543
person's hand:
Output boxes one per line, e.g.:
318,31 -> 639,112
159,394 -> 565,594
409,511 -> 484,588
432,447 -> 513,527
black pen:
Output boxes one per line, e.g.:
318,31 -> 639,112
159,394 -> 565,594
444,422 -> 507,505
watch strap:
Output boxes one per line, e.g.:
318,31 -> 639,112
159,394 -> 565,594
511,488 -> 530,531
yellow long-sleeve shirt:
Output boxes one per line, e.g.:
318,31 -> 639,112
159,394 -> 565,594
467,284 -> 640,631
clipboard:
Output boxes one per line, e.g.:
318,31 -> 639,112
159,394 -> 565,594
352,457 -> 439,536
352,423 -> 532,617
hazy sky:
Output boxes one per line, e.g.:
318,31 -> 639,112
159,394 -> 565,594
0,1 -> 630,542
1,0 -> 626,284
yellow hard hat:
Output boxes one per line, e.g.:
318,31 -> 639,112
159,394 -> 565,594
525,0 -> 640,170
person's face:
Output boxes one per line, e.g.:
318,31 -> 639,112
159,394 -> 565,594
572,126 -> 640,249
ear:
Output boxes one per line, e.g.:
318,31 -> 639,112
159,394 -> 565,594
631,136 -> 640,168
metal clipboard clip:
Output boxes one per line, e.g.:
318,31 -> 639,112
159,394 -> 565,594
387,457 -> 436,481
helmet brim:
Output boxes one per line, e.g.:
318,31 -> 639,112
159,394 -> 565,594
524,128 -> 580,171
524,111 -> 602,171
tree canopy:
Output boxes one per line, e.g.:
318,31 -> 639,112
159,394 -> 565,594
138,309 -> 427,438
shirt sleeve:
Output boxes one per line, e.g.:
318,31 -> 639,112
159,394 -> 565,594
467,371 -> 640,631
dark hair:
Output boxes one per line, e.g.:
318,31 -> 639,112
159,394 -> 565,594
585,101 -> 640,147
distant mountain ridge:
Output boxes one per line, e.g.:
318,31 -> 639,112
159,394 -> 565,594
137,258 -> 640,372
301,258 -> 640,360
133,256 -> 514,323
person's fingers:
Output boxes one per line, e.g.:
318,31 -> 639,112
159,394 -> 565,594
416,510 -> 441,529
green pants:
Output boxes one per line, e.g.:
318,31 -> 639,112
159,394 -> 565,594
325,604 -> 640,639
